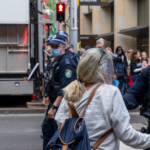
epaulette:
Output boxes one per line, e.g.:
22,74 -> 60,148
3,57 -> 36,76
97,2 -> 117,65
69,53 -> 74,59
65,58 -> 70,64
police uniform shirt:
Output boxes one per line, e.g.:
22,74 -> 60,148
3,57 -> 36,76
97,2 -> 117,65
49,53 -> 77,97
123,66 -> 150,110
65,49 -> 80,67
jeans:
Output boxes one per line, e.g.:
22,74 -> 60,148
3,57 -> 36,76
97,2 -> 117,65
121,77 -> 128,96
131,75 -> 138,83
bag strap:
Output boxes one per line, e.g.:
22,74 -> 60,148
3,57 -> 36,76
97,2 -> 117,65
68,84 -> 113,149
68,101 -> 79,118
80,84 -> 101,118
92,129 -> 113,150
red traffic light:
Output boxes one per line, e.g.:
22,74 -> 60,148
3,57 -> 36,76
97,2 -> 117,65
57,3 -> 64,12
56,3 -> 65,22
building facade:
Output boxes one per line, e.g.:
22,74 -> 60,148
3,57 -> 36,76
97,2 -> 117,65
79,0 -> 149,56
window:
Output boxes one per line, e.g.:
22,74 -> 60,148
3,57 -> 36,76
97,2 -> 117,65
137,0 -> 149,25
111,7 -> 114,32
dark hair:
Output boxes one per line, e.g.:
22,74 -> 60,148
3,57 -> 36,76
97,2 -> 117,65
85,45 -> 91,51
116,46 -> 123,54
115,46 -> 128,67
131,50 -> 140,61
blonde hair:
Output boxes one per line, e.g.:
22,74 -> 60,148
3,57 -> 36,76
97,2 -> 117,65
96,38 -> 105,45
63,48 -> 113,102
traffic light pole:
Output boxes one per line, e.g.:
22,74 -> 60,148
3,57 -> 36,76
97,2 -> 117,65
69,0 -> 78,53
55,0 -> 59,32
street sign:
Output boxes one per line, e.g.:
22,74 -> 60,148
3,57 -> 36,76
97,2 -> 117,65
56,3 -> 65,22
80,0 -> 108,6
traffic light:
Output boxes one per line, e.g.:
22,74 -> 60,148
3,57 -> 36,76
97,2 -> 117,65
56,3 -> 65,22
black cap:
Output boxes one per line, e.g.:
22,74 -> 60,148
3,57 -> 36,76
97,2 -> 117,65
67,44 -> 74,49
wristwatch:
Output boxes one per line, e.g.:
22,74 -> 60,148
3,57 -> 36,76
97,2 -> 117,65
51,104 -> 58,109
43,93 -> 48,98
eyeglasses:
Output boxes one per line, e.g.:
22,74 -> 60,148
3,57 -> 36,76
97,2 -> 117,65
118,50 -> 122,51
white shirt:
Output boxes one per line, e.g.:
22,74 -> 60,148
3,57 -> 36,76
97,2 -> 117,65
55,84 -> 150,150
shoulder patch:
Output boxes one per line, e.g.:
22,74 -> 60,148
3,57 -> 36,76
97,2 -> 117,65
69,53 -> 74,58
65,58 -> 70,64
65,69 -> 72,78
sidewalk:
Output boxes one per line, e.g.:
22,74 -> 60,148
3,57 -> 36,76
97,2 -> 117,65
0,108 -> 45,114
120,142 -> 142,150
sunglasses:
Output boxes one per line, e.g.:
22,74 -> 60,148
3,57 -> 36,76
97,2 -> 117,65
118,50 -> 122,51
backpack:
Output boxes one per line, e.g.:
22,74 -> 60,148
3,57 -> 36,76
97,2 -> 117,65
114,56 -> 124,77
46,84 -> 113,150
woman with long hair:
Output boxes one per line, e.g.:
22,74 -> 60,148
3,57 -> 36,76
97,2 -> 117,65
114,46 -> 128,91
55,48 -> 150,150
130,50 -> 146,82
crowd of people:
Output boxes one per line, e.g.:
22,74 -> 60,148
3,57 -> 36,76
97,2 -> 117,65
81,38 -> 150,96
42,34 -> 150,150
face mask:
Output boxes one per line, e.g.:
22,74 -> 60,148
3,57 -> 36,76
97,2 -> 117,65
50,49 -> 61,58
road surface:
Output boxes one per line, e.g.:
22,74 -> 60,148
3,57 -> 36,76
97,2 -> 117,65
0,112 -> 148,150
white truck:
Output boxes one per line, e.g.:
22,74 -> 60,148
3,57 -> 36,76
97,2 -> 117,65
0,0 -> 44,97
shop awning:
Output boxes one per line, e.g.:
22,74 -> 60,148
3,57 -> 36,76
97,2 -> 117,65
97,32 -> 114,41
102,0 -> 114,7
119,24 -> 149,38
80,35 -> 98,48
80,35 -> 98,38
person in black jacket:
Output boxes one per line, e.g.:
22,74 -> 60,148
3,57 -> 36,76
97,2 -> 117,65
115,46 -> 128,91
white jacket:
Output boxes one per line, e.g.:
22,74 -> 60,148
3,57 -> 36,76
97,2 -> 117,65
55,84 -> 150,150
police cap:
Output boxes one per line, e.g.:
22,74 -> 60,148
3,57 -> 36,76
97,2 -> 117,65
56,31 -> 68,39
48,35 -> 66,45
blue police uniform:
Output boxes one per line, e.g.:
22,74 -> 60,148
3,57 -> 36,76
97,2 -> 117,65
47,52 -> 77,101
65,48 -> 79,67
123,66 -> 150,110
42,35 -> 77,150
56,31 -> 80,67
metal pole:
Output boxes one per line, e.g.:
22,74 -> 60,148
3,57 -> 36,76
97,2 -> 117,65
56,0 -> 59,32
69,0 -> 78,53
37,0 -> 43,74
78,5 -> 80,43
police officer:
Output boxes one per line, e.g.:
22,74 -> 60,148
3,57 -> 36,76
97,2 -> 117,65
67,44 -> 74,53
42,34 -> 77,149
42,35 -> 55,149
123,66 -> 150,110
46,35 -> 53,53
123,66 -> 150,148
56,31 -> 80,66
45,35 -> 54,74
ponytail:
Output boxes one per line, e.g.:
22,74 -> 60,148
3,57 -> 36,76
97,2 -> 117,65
63,80 -> 85,102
